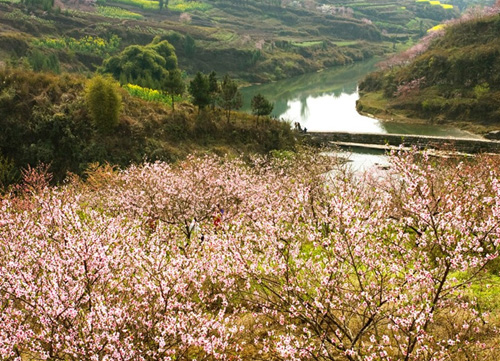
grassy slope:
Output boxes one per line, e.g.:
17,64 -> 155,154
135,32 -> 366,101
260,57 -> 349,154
357,12 -> 500,134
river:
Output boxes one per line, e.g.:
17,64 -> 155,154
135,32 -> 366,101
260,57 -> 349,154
240,58 -> 480,172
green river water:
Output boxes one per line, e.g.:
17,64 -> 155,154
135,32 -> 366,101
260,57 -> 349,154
241,58 -> 480,138
240,58 -> 481,171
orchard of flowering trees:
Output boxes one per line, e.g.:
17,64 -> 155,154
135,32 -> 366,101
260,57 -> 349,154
1,150 -> 499,360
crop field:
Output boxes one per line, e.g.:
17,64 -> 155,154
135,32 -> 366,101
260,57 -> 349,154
103,0 -> 211,12
32,35 -> 121,57
97,5 -> 143,20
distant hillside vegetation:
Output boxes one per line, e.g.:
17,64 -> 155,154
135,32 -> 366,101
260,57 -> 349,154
357,6 -> 500,133
0,0 -> 462,83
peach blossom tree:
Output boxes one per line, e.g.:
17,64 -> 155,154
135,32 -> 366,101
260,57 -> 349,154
0,150 -> 499,360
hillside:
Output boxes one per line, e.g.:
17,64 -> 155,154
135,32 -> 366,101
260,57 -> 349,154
0,0 -> 462,82
0,0 -> 468,185
0,67 -> 296,188
0,0 -> 495,184
357,5 -> 500,134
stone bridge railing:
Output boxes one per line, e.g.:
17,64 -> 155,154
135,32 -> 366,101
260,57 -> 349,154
304,132 -> 500,154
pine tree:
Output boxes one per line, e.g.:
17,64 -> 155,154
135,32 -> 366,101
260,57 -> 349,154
164,69 -> 185,112
189,72 -> 210,113
208,71 -> 219,110
251,93 -> 274,122
218,74 -> 243,123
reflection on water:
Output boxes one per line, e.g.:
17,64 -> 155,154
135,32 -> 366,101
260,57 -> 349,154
241,59 -> 480,139
241,58 -> 483,171
344,151 -> 391,173
279,92 -> 384,133
241,59 -> 375,128
380,122 -> 483,138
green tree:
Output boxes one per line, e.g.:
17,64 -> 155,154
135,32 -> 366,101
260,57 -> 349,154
28,50 -> 60,74
85,75 -> 122,135
208,71 -> 219,110
189,72 -> 210,113
163,69 -> 185,112
149,38 -> 178,69
250,50 -> 261,66
0,154 -> 18,191
218,74 -> 242,123
102,40 -> 178,90
251,93 -> 274,121
184,34 -> 196,58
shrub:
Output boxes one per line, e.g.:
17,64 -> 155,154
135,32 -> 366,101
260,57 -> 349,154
28,50 -> 60,73
169,0 -> 211,12
359,71 -> 383,92
0,153 -> 18,190
474,82 -> 490,99
85,75 -> 122,134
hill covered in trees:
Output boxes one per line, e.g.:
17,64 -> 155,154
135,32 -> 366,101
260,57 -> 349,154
1,0 -> 497,184
357,3 -> 500,134
0,0 -> 465,83
2,1 -> 500,360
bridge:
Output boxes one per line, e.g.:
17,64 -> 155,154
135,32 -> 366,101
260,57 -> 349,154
304,132 -> 500,154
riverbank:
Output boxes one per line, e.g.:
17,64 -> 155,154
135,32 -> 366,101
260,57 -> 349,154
356,12 -> 500,138
356,90 -> 498,137
305,131 -> 500,154
241,59 -> 485,139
